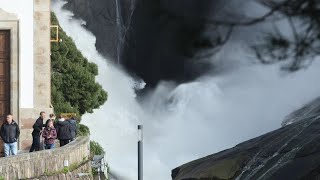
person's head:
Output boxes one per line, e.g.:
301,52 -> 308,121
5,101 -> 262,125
49,113 -> 56,120
6,114 -> 13,124
47,119 -> 54,128
58,114 -> 65,121
40,111 -> 46,119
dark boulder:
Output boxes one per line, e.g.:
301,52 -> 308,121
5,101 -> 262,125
172,97 -> 320,180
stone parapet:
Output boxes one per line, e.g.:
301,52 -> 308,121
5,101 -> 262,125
0,136 -> 91,180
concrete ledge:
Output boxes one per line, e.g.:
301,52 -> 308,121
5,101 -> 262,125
0,136 -> 90,179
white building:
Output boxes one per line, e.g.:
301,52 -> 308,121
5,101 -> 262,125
0,0 -> 52,153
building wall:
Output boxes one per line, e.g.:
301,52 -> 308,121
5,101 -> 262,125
18,0 -> 53,151
0,0 -> 34,108
0,0 -> 53,151
0,136 -> 91,180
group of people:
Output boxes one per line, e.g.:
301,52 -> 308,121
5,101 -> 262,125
0,111 -> 77,157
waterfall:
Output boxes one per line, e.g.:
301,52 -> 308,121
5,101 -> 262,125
115,0 -> 122,64
52,0 -> 320,179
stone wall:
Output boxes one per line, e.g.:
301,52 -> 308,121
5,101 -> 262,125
31,161 -> 92,180
0,136 -> 91,180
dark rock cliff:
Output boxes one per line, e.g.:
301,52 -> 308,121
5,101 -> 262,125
121,0 -> 220,86
172,97 -> 320,180
64,0 -> 123,60
64,0 -> 226,87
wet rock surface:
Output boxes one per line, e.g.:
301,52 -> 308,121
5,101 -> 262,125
172,97 -> 320,180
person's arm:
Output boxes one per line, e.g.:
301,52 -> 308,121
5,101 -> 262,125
15,123 -> 20,141
52,129 -> 57,139
75,123 -> 78,137
43,129 -> 50,139
0,124 -> 4,140
33,119 -> 42,131
55,125 -> 59,135
42,129 -> 46,138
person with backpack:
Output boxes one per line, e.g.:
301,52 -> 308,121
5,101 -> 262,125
42,119 -> 57,149
0,114 -> 20,156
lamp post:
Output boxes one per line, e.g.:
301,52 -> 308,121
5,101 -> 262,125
138,125 -> 143,180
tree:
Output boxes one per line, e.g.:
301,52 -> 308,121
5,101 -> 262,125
191,0 -> 320,71
252,0 -> 320,71
51,12 -> 108,118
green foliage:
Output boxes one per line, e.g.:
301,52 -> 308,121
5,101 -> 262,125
0,176 -> 4,180
50,12 -> 107,179
41,159 -> 91,177
91,168 -> 98,175
90,141 -> 105,155
50,12 -> 107,117
62,167 -> 69,173
69,162 -> 79,172
77,123 -> 90,136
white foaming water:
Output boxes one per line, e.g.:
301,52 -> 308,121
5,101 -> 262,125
53,1 -> 320,180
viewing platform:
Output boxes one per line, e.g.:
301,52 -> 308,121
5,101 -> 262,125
0,136 -> 92,180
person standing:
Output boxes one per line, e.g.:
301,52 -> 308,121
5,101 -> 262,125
42,119 -> 57,149
68,116 -> 77,142
0,114 -> 20,157
56,116 -> 72,147
29,111 -> 46,152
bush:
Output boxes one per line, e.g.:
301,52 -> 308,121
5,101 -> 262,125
77,123 -> 90,136
90,141 -> 105,155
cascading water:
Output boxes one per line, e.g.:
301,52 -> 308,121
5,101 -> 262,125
115,0 -> 135,65
115,0 -> 122,65
52,1 -> 320,180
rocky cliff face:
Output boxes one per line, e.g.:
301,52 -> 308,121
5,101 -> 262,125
172,97 -> 320,180
64,0 -> 226,87
64,0 -> 123,60
282,96 -> 320,127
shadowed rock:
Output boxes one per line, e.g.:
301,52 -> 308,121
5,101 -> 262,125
282,96 -> 320,126
172,97 -> 320,180
63,0 -> 226,87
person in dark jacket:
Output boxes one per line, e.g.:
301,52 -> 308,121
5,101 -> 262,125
56,117 -> 72,147
68,116 -> 77,141
29,111 -> 46,152
42,119 -> 57,149
0,114 -> 20,156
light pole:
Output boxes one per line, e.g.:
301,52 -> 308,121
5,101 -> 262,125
138,125 -> 143,180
